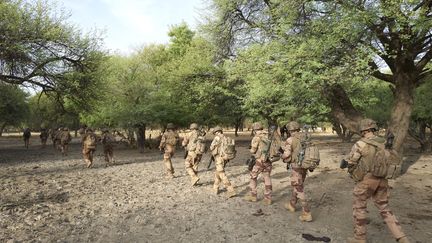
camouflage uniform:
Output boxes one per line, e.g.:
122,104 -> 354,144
159,124 -> 179,178
39,129 -> 49,148
101,129 -> 115,166
182,123 -> 201,186
346,119 -> 408,243
60,128 -> 72,156
246,123 -> 273,205
82,129 -> 97,168
282,121 -> 312,222
53,128 -> 62,150
23,128 -> 31,149
209,126 -> 236,198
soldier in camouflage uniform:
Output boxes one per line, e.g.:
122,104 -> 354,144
101,128 -> 115,166
59,127 -> 72,156
23,128 -> 31,149
281,121 -> 313,222
39,128 -> 49,148
345,119 -> 410,243
209,126 -> 236,198
82,128 -> 97,168
244,122 -> 273,205
53,127 -> 62,151
159,123 -> 179,178
182,123 -> 201,186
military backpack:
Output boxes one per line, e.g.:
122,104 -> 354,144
258,132 -> 281,162
219,135 -> 236,160
292,133 -> 320,170
357,137 -> 402,180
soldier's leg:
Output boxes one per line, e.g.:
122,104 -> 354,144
193,154 -> 202,173
64,144 -> 68,156
373,179 -> 406,240
215,159 -> 235,197
83,148 -> 91,167
109,148 -> 114,163
185,152 -> 199,185
352,178 -> 375,240
246,164 -> 261,201
262,171 -> 272,201
104,147 -> 110,163
164,152 -> 175,177
289,169 -> 302,207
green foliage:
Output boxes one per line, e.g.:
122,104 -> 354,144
0,0 -> 107,111
0,83 -> 29,128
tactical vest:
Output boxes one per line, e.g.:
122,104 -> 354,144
164,130 -> 178,146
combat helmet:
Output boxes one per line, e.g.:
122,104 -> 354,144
252,122 -> 263,130
286,121 -> 300,131
359,118 -> 378,132
190,123 -> 198,130
166,123 -> 175,129
212,126 -> 223,134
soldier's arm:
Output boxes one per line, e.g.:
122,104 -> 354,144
281,137 -> 293,161
347,141 -> 365,165
250,136 -> 259,154
159,133 -> 166,148
209,136 -> 220,151
181,133 -> 189,147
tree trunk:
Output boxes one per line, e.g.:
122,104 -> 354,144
326,84 -> 363,134
332,121 -> 354,142
137,124 -> 146,153
0,122 -> 6,137
388,74 -> 416,152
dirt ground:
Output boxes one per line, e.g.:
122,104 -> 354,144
0,132 -> 431,243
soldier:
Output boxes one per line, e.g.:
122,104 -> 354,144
59,127 -> 72,156
82,128 -> 97,168
345,119 -> 410,243
244,122 -> 274,205
193,126 -> 206,172
159,123 -> 179,178
101,128 -> 115,166
209,126 -> 236,198
281,121 -> 313,222
182,123 -> 201,186
23,128 -> 31,148
39,128 -> 49,148
53,127 -> 62,150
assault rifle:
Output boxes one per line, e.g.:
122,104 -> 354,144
385,131 -> 395,149
245,156 -> 256,171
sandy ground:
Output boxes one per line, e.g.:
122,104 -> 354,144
0,132 -> 431,243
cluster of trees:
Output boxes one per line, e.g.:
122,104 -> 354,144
2,0 -> 432,152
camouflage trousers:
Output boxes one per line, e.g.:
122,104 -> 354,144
163,144 -> 175,176
185,151 -> 199,179
213,156 -> 233,191
249,160 -> 272,200
41,139 -> 47,147
82,147 -> 95,167
290,167 -> 310,212
60,143 -> 69,156
193,154 -> 203,172
24,138 -> 30,148
353,173 -> 405,240
103,146 -> 114,165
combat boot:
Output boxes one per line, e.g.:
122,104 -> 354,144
284,202 -> 296,212
191,176 -> 200,186
299,211 -> 313,222
347,237 -> 366,243
244,193 -> 257,202
397,236 -> 411,243
263,198 -> 272,205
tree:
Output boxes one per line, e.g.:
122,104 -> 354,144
0,0 -> 106,110
204,0 -> 432,151
0,83 -> 29,135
